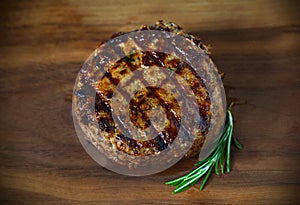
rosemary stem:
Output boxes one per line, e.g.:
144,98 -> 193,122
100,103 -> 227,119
165,104 -> 242,193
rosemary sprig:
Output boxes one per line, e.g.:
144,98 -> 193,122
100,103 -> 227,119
166,103 -> 242,194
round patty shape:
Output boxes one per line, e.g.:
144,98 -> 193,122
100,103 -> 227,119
72,21 -> 226,176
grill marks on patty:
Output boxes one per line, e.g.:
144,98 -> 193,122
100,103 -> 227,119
94,50 -> 211,156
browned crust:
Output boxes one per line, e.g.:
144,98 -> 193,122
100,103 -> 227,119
94,50 -> 211,156
73,20 -> 225,167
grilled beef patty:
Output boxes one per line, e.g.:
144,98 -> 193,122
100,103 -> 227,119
73,20 -> 225,169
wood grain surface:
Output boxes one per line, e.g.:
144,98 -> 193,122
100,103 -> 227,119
0,0 -> 299,204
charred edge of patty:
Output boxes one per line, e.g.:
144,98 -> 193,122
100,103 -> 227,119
110,20 -> 211,55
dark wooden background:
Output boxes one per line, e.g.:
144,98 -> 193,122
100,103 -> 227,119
0,0 -> 299,204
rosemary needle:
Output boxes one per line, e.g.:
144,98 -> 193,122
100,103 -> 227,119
166,103 -> 242,194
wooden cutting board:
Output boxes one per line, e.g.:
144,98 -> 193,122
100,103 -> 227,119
0,0 -> 299,204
